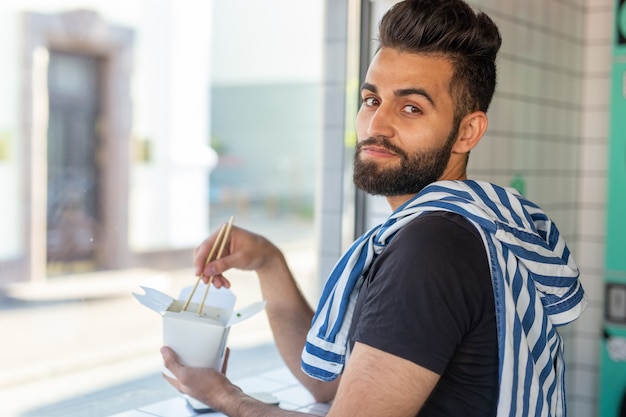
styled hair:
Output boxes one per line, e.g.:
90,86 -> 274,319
378,0 -> 502,120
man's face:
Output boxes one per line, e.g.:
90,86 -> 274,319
354,48 -> 460,197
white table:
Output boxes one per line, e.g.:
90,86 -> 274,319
108,367 -> 330,416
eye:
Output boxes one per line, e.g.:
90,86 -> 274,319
401,105 -> 422,114
362,97 -> 380,107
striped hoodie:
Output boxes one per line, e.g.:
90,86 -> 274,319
301,180 -> 586,417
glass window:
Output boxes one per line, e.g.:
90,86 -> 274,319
0,1 -> 324,416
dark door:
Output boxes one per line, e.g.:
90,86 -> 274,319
46,51 -> 101,274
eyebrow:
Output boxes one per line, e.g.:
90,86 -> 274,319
361,82 -> 436,108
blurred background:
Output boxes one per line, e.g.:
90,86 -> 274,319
0,0 -> 625,416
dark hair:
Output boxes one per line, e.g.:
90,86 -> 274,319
378,0 -> 501,120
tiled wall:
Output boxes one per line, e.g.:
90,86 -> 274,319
569,1 -> 613,416
470,0 -> 584,233
470,1 -> 612,416
319,0 -> 613,415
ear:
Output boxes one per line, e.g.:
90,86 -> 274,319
452,111 -> 488,154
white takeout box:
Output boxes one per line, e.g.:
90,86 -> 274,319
133,284 -> 266,371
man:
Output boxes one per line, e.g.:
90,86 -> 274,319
160,0 -> 587,415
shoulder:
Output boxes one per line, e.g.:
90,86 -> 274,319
384,211 -> 484,265
353,211 -> 494,374
367,211 -> 492,312
397,211 -> 481,243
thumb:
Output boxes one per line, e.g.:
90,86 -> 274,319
161,346 -> 184,376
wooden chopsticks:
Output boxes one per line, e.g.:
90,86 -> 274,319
182,215 -> 234,314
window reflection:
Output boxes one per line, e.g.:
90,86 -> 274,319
0,1 -> 323,415
47,51 -> 101,273
208,0 -> 322,244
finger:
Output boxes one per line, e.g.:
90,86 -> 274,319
202,251 -> 244,279
161,346 -> 186,377
162,371 -> 183,392
193,227 -> 226,276
194,239 -> 213,276
160,347 -> 185,392
208,275 -> 231,289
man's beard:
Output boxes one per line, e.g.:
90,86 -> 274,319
353,125 -> 459,196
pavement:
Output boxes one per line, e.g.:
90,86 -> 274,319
0,236 -> 320,417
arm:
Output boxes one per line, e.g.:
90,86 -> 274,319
161,341 -> 439,417
161,346 -> 318,417
327,342 -> 439,417
194,225 -> 339,401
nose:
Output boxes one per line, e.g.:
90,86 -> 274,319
358,104 -> 394,140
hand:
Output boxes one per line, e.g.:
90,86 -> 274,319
161,346 -> 240,410
194,225 -> 283,288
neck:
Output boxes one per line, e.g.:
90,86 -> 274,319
385,195 -> 416,211
385,172 -> 469,211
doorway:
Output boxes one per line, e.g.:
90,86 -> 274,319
46,51 -> 102,274
22,9 -> 134,282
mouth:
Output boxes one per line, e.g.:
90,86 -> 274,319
360,145 -> 397,159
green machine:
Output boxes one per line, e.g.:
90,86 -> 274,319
601,2 -> 626,416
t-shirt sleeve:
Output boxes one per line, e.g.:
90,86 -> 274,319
352,212 -> 491,375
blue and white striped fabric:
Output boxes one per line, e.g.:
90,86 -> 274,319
301,180 -> 586,416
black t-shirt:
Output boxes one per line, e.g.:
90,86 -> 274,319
348,211 -> 498,417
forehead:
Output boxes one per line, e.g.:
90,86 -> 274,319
364,48 -> 454,101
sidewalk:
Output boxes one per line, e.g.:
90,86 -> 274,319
0,238 -> 319,417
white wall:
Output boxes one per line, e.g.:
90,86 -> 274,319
0,4 -> 29,260
128,1 -> 215,250
210,0 -> 324,85
0,0 -> 216,260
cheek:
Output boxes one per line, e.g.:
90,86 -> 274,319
355,109 -> 369,139
399,123 -> 448,149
